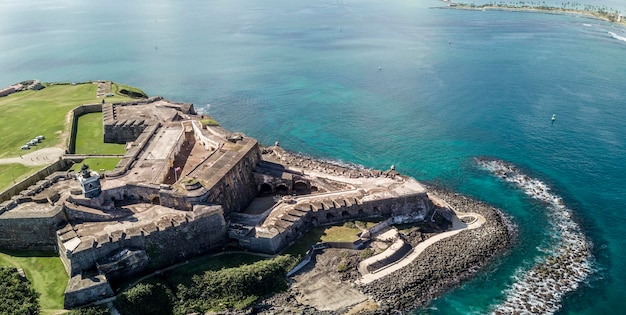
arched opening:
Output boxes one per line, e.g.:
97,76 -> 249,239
259,183 -> 273,196
276,184 -> 289,196
373,206 -> 380,215
325,213 -> 335,221
293,181 -> 309,195
358,208 -> 365,215
341,211 -> 350,218
151,196 -> 161,205
310,185 -> 319,193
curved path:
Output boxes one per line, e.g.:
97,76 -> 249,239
0,147 -> 65,166
358,212 -> 485,285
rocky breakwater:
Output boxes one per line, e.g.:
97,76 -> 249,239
360,188 -> 516,313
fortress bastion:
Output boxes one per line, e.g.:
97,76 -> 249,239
0,88 -> 438,309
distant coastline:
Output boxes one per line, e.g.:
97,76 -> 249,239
440,0 -> 626,27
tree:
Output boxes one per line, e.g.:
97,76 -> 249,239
0,267 -> 40,315
114,283 -> 174,315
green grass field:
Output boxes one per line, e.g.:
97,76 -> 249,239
111,83 -> 147,98
0,82 -> 136,190
1,84 -> 96,158
69,158 -> 122,172
74,112 -> 125,155
284,221 -> 373,256
0,250 -> 68,315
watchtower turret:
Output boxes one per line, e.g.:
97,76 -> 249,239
76,164 -> 102,198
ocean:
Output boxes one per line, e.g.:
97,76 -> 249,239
1,0 -> 625,313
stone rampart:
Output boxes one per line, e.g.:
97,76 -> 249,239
191,120 -> 221,151
0,207 -> 65,251
102,96 -> 165,144
58,205 -> 227,277
0,160 -> 70,203
205,144 -> 260,214
104,123 -> 160,178
0,80 -> 43,98
64,273 -> 114,309
240,192 -> 432,254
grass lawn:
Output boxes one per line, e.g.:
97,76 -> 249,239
284,221 -> 374,256
111,83 -> 147,98
0,84 -> 98,158
69,158 -> 122,172
0,250 -> 68,315
0,164 -> 42,192
74,112 -> 126,155
0,82 -> 136,183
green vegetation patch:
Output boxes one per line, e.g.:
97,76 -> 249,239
68,305 -> 111,315
174,255 -> 295,313
0,266 -> 40,314
116,255 -> 296,315
200,118 -> 220,127
75,112 -> 126,155
285,220 -> 374,256
70,158 -> 121,172
111,83 -> 148,99
0,250 -> 68,314
0,164 -> 42,192
114,283 -> 173,315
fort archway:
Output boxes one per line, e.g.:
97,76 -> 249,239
293,181 -> 309,195
259,183 -> 273,196
276,184 -> 289,196
151,196 -> 161,205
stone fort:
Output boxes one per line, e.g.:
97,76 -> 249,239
0,85 -> 437,308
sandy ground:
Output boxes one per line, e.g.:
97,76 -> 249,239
0,147 -> 65,166
291,249 -> 369,311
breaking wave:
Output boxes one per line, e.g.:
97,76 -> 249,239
609,31 -> 626,43
476,158 -> 593,315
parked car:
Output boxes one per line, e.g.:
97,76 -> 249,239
21,145 -> 30,150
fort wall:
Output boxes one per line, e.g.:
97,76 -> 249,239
57,205 -> 227,277
103,97 -> 166,144
64,274 -> 114,309
202,141 -> 261,215
104,123 -> 160,179
0,160 -> 70,203
0,207 -> 64,251
241,192 -> 433,254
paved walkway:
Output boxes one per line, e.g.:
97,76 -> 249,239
0,147 -> 65,166
358,211 -> 485,284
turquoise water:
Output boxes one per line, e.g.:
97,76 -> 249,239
1,0 -> 625,313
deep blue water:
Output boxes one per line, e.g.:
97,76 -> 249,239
1,0 -> 625,313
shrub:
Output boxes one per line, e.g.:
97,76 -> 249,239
114,283 -> 174,315
68,305 -> 111,315
200,118 -> 220,126
174,255 -> 296,313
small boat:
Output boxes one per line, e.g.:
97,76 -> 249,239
551,114 -> 556,122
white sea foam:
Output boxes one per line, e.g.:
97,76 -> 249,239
609,31 -> 626,43
476,158 -> 593,315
